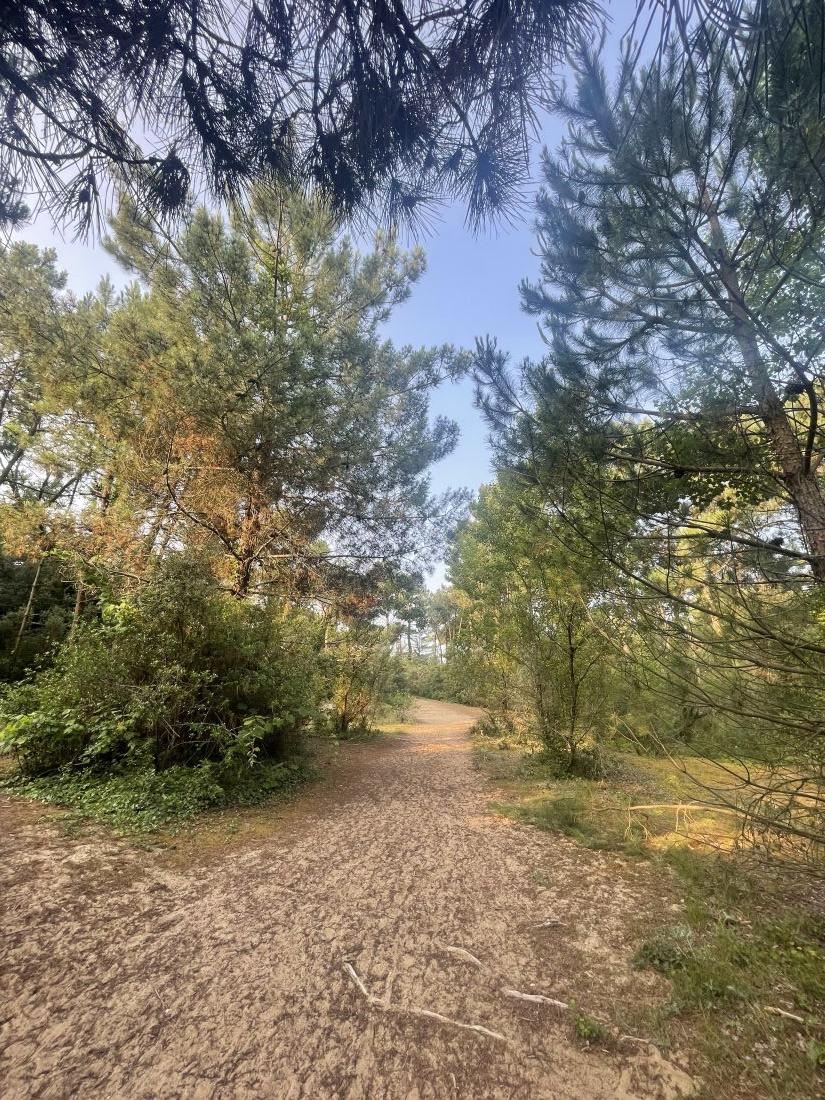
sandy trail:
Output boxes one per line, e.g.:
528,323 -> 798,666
1,698 -> 694,1099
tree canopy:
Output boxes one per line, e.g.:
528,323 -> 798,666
1,0 -> 593,234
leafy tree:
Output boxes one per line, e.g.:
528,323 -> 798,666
448,478 -> 613,771
0,0 -> 592,233
473,25 -> 825,845
0,193 -> 468,607
0,190 -> 469,823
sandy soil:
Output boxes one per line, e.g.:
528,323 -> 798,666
1,698 -> 696,1099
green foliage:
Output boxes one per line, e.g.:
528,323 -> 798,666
0,553 -> 77,680
473,712 -> 517,739
459,17 -> 825,857
448,479 -> 615,764
0,556 -> 325,779
0,1 -> 587,234
400,656 -> 469,703
6,759 -> 311,833
634,926 -> 697,976
573,1013 -> 608,1046
527,794 -> 591,837
635,912 -> 825,1016
328,619 -> 406,736
532,744 -> 606,781
0,194 -> 464,829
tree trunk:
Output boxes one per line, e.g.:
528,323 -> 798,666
12,556 -> 43,656
68,581 -> 84,638
566,619 -> 579,760
703,186 -> 825,578
233,498 -> 262,598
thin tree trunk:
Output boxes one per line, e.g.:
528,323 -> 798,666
703,186 -> 825,578
98,468 -> 115,512
68,581 -> 84,638
12,556 -> 43,656
233,491 -> 262,598
567,620 -> 579,764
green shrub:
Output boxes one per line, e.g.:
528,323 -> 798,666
5,758 -> 312,832
473,712 -> 517,739
530,742 -> 606,780
0,556 -> 325,784
634,925 -> 697,975
574,1013 -> 608,1046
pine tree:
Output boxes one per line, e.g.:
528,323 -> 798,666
477,31 -> 825,580
0,0 -> 590,234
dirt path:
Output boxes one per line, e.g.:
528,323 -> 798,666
2,699 -> 695,1099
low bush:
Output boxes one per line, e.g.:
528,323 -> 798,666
5,758 -> 313,832
0,557 -> 326,810
473,712 -> 517,739
530,742 -> 606,780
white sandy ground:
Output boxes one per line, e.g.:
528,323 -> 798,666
1,698 -> 697,1099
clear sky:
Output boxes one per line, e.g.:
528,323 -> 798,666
14,0 -> 639,588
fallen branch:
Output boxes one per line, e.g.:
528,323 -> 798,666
343,963 -> 506,1042
403,1006 -> 506,1041
151,984 -> 171,1016
764,1005 -> 805,1024
437,943 -> 484,968
501,987 -> 569,1010
343,962 -> 372,1001
625,803 -> 743,816
619,1033 -> 655,1046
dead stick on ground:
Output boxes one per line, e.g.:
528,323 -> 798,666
343,963 -> 506,1042
501,987 -> 569,1010
437,943 -> 483,968
343,962 -> 372,1001
403,1007 -> 506,1041
764,1005 -> 805,1024
383,967 -> 396,1009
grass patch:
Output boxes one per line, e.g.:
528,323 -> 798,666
632,849 -> 825,1097
573,1012 -> 610,1047
2,757 -> 314,834
337,724 -> 384,743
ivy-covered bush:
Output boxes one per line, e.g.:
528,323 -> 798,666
0,557 -> 326,787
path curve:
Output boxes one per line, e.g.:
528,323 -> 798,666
1,698 -> 693,1099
